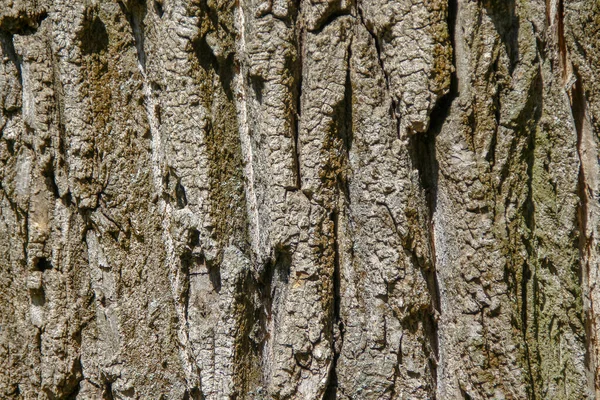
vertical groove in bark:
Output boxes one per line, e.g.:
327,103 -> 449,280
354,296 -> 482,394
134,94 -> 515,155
522,93 -> 538,399
409,33 -> 457,391
323,209 -> 341,400
0,31 -> 21,84
236,0 -> 260,263
571,66 -> 599,395
292,23 -> 304,192
556,0 -> 568,84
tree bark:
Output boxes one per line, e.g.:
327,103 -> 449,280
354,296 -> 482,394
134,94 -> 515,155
0,0 -> 599,398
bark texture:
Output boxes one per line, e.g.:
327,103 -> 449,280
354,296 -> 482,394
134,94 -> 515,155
1,0 -> 599,398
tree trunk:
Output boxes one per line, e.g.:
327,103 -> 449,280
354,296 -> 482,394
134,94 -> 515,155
1,0 -> 599,398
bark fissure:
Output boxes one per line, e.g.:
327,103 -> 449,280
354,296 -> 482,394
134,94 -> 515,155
556,0 -> 567,83
118,0 -> 147,72
309,11 -> 353,35
356,5 -> 386,91
571,67 -> 598,394
0,31 -> 22,84
324,209 -> 342,400
410,0 -> 459,388
355,2 -> 402,138
521,87 -> 539,400
293,24 -> 304,191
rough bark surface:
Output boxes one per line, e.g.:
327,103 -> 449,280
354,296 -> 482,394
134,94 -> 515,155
0,0 -> 599,398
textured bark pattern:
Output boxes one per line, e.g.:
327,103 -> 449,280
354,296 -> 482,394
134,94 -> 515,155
0,0 -> 599,398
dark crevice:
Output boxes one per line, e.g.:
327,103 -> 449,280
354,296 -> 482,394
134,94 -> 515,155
388,335 -> 403,398
192,36 -> 214,69
154,0 -> 164,18
36,328 -> 43,356
78,11 -> 109,55
65,359 -> 84,399
571,68 -> 597,392
221,50 -> 236,102
445,0 -> 459,108
410,130 -> 439,221
121,388 -> 135,397
261,247 -> 291,322
229,270 -> 263,399
181,228 -> 206,321
521,203 -> 538,396
485,57 -> 502,165
518,62 -> 544,400
309,10 -> 353,34
189,228 -> 200,249
164,169 -> 188,209
417,0 -> 458,144
483,0 -> 519,74
378,201 -> 401,242
258,247 -> 292,388
249,74 -> 264,104
292,25 -> 304,191
426,272 -> 441,396
520,260 -> 537,400
5,138 -> 16,154
357,5 -> 387,92
333,44 -> 354,204
413,0 -> 459,289
182,270 -> 191,323
192,23 -> 235,100
2,109 -> 21,126
556,0 -> 568,81
571,72 -> 586,146
198,0 -> 219,29
102,380 -> 115,400
22,209 -> 30,267
342,47 -> 353,158
191,0 -> 248,257
30,286 -> 46,307
118,0 -> 148,72
322,359 -> 339,400
485,121 -> 498,165
404,0 -> 458,395
331,210 -> 342,336
356,4 -> 401,136
0,9 -> 47,35
43,163 -> 61,199
34,257 -> 53,272
208,261 -> 222,293
51,38 -> 68,182
459,386 -> 473,400
0,30 -> 22,84
324,210 -> 343,399
183,387 -> 204,400
175,180 -> 188,209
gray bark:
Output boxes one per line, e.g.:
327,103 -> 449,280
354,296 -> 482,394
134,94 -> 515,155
0,0 -> 599,398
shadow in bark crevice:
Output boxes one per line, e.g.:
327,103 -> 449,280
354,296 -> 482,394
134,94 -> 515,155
482,0 -> 520,74
405,0 -> 459,393
78,13 -> 109,56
